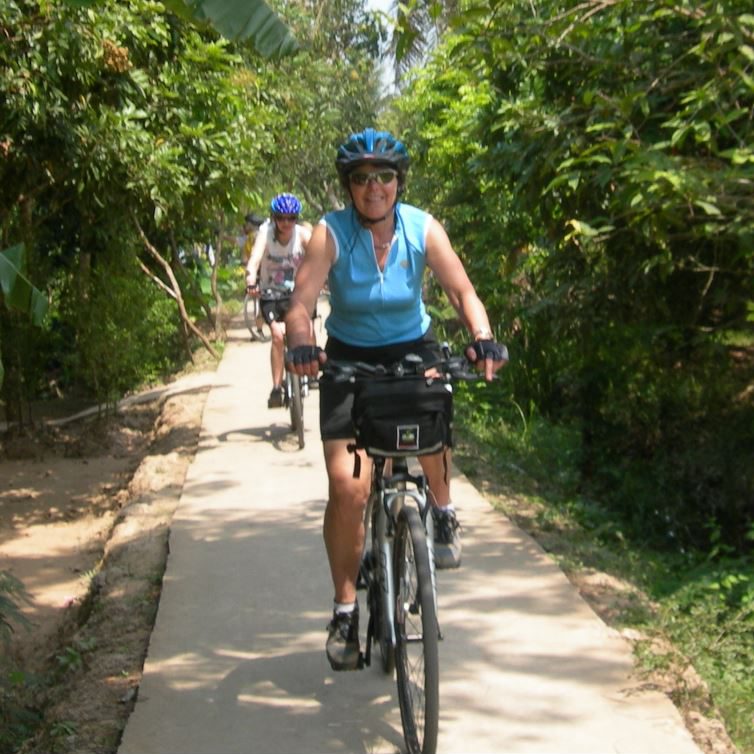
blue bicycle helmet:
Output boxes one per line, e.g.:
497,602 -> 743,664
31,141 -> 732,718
336,128 -> 410,189
270,193 -> 302,216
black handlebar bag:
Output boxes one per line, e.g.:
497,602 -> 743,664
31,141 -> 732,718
351,377 -> 453,458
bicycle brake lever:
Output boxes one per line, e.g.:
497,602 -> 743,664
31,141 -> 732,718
332,365 -> 355,383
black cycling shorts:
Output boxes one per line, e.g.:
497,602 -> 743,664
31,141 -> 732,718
319,329 -> 443,441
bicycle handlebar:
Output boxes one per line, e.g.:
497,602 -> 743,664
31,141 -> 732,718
259,285 -> 294,298
321,345 -> 493,384
246,283 -> 294,296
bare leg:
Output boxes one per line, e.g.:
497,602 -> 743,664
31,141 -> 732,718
420,448 -> 461,568
418,449 -> 451,507
323,439 -> 372,604
270,321 -> 285,387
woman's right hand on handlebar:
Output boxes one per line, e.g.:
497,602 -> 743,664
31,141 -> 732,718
465,339 -> 509,381
286,345 -> 326,377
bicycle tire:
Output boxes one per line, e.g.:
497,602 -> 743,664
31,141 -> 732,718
372,502 -> 396,675
243,293 -> 271,342
289,372 -> 305,449
394,505 -> 439,754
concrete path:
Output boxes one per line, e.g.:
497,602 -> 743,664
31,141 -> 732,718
118,311 -> 702,754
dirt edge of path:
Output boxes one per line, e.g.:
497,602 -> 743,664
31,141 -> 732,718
7,383 -> 209,754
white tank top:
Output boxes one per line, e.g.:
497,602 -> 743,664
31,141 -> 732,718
259,221 -> 307,287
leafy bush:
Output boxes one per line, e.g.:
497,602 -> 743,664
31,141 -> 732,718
398,0 -> 754,554
38,257 -> 183,406
74,270 -> 181,403
0,570 -> 29,643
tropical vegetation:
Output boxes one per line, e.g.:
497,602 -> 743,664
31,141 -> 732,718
396,1 -> 753,749
0,0 -> 752,752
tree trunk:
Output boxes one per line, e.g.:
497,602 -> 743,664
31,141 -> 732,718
132,216 -> 220,361
168,228 -> 214,324
211,220 -> 225,341
137,258 -> 195,364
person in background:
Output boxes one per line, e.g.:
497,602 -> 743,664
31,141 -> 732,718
239,212 -> 265,265
245,194 -> 312,408
284,128 -> 507,670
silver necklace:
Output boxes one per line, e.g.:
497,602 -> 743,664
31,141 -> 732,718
373,233 -> 395,251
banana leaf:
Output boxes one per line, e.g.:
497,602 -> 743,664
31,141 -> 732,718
0,244 -> 49,389
64,0 -> 298,58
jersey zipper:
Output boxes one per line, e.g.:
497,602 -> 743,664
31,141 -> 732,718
372,234 -> 396,303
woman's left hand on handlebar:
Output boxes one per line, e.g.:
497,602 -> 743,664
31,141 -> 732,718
465,339 -> 509,381
286,345 -> 326,377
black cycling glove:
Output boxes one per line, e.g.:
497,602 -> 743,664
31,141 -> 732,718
467,339 -> 509,363
286,345 -> 324,367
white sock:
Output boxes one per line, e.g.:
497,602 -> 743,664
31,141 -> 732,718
436,503 -> 455,513
334,600 -> 356,615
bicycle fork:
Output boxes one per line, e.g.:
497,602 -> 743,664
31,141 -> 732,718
377,491 -> 397,650
388,480 -> 443,641
359,467 -> 444,670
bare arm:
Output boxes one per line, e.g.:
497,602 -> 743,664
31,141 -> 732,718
425,218 -> 503,379
286,222 -> 334,372
245,223 -> 269,286
425,218 -> 492,336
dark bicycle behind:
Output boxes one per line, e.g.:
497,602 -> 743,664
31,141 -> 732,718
258,285 -> 308,449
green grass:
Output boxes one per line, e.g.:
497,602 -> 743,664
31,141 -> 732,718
452,383 -> 753,754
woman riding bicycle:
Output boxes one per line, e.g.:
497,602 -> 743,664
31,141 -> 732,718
285,128 -> 507,671
245,193 -> 312,408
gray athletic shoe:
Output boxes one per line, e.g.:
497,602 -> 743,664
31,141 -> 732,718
433,508 -> 462,569
325,604 -> 360,671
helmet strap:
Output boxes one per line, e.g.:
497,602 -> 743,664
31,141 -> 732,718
354,208 -> 391,225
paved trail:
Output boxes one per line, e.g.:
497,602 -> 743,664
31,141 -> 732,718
119,313 -> 702,754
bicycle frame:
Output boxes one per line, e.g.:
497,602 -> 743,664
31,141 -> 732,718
361,454 -> 440,668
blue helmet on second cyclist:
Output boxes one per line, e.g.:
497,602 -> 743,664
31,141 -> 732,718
335,128 -> 409,196
270,192 -> 302,218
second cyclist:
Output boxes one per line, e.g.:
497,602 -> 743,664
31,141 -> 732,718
246,193 -> 312,408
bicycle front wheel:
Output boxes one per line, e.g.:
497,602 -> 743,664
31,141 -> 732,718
394,505 -> 439,754
288,372 -> 305,449
372,506 -> 396,675
243,294 -> 271,342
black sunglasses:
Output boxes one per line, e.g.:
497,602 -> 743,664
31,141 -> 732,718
349,169 -> 398,186
274,214 -> 298,222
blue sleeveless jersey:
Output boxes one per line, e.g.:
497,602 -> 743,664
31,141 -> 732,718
323,203 -> 432,347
